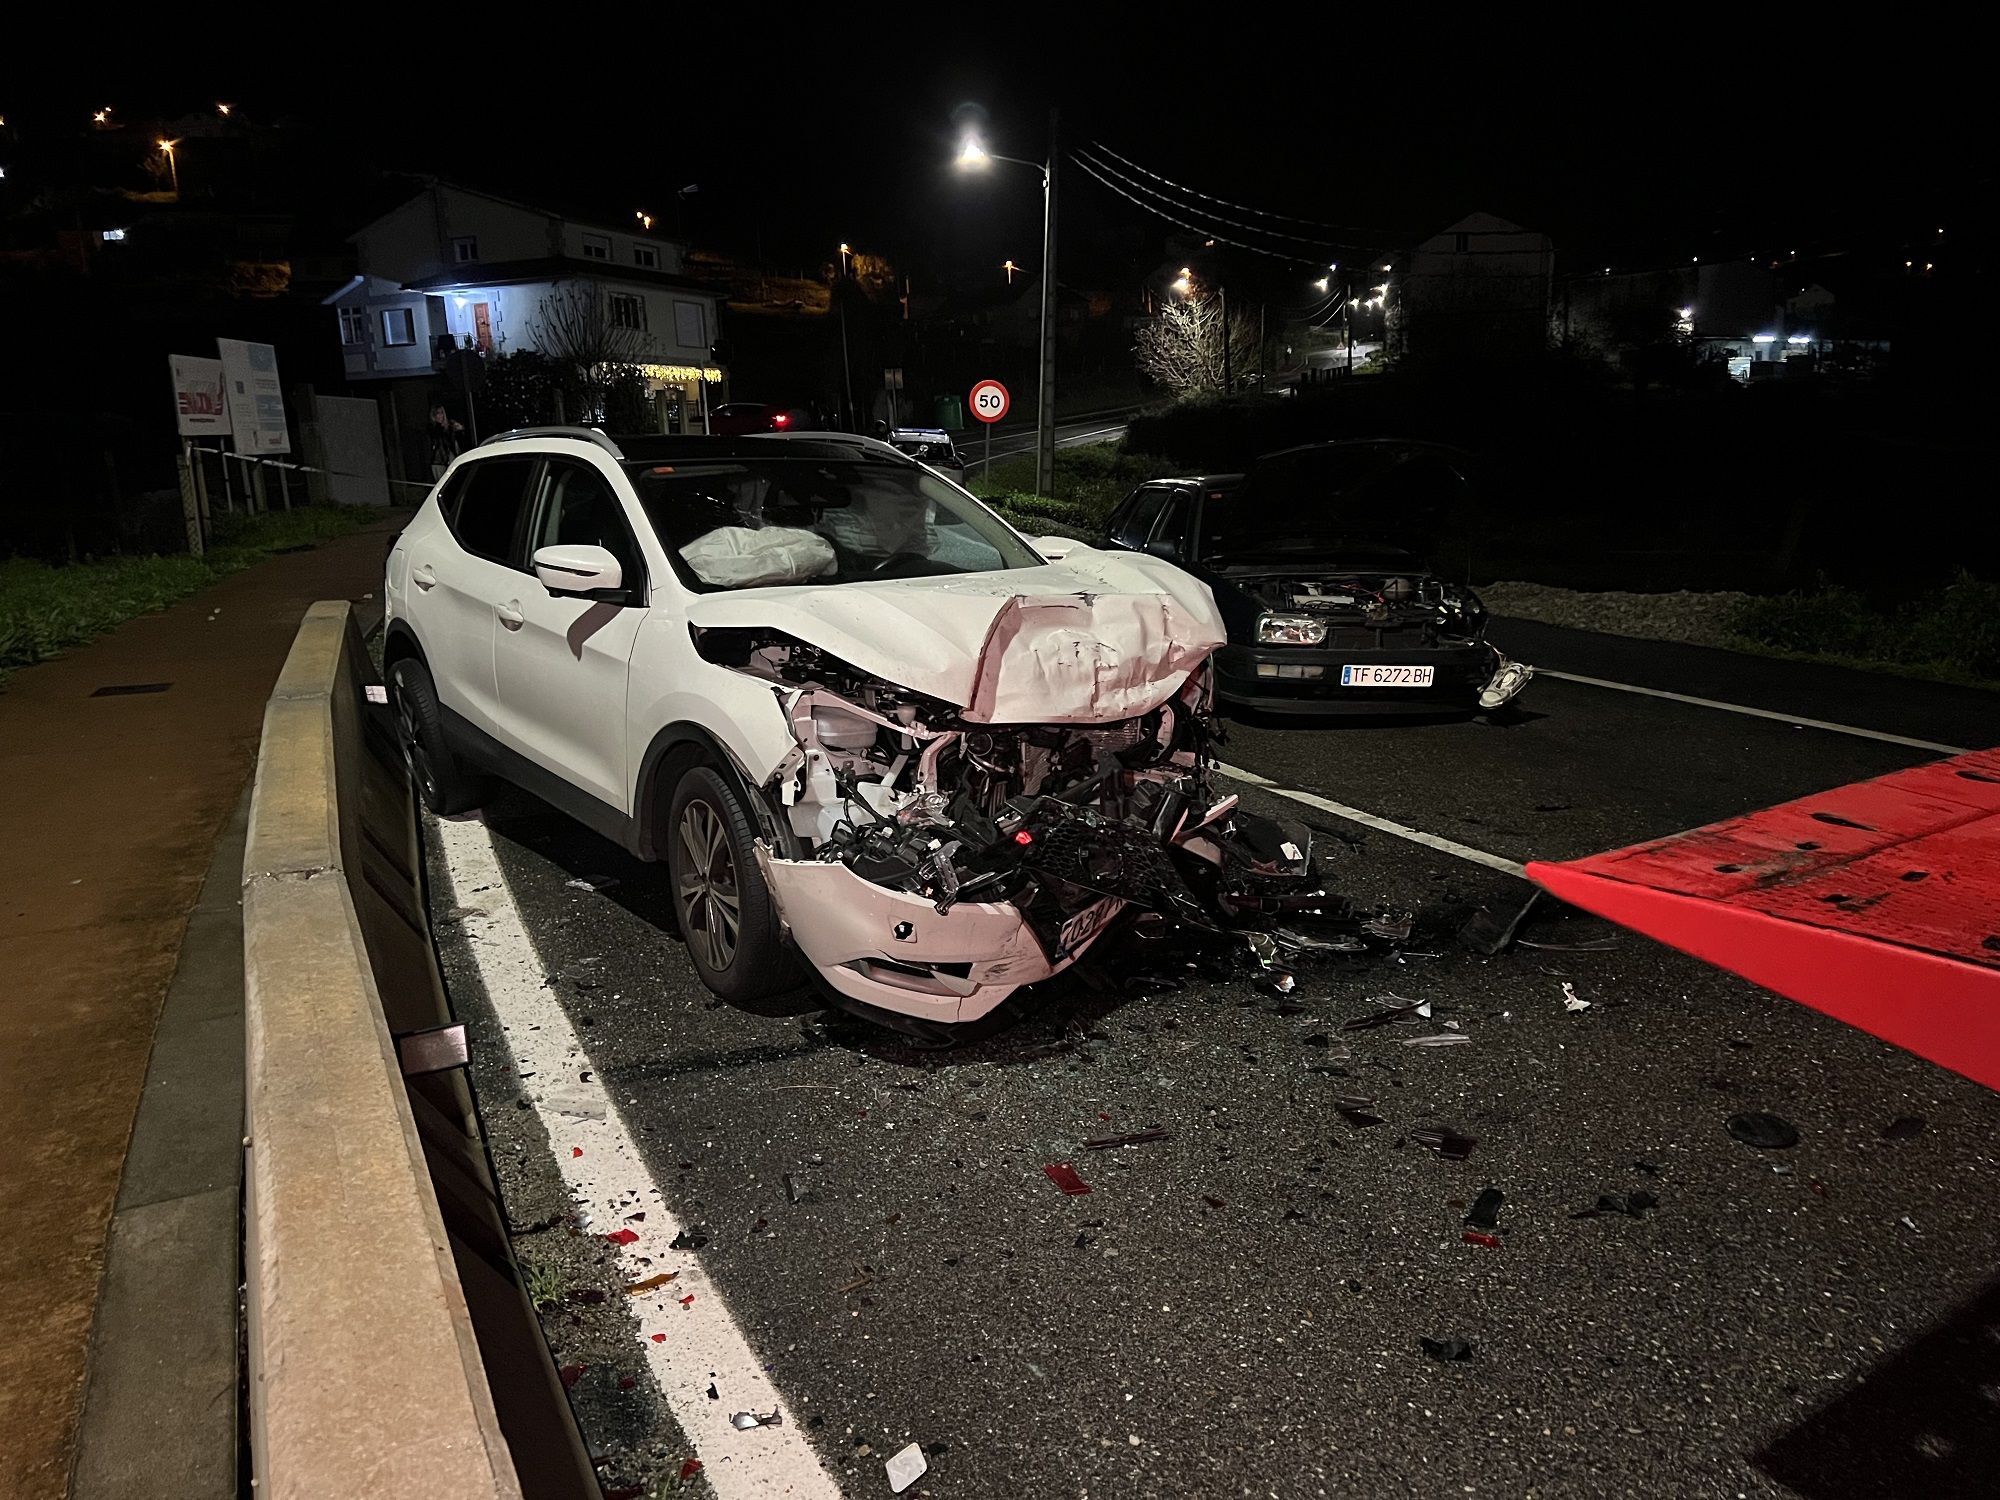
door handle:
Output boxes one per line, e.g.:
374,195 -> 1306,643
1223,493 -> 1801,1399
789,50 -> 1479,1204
496,601 -> 525,629
412,564 -> 438,591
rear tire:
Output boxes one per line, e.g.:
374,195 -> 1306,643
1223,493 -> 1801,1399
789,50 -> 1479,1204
389,658 -> 481,816
666,766 -> 800,1002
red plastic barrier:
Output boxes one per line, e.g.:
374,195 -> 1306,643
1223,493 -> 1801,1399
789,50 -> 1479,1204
1526,747 -> 2000,1090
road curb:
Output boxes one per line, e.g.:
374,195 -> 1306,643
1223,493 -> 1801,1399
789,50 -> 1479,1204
241,601 -> 523,1500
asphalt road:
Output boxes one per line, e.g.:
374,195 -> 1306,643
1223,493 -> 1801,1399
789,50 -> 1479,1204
426,622 -> 2000,1500
960,409 -> 1133,473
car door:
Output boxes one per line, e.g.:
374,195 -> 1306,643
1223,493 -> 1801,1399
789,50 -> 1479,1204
416,455 -> 539,736
490,455 -> 649,813
1105,484 -> 1172,551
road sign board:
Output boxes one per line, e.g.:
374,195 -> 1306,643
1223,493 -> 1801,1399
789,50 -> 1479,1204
968,380 -> 1010,424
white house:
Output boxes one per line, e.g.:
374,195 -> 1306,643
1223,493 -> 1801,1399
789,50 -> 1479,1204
1400,212 -> 1556,360
322,183 -> 724,430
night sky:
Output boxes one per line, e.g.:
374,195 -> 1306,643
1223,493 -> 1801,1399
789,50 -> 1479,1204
16,22 -> 1988,293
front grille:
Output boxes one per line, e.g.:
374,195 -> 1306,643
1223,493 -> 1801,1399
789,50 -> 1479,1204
1321,623 -> 1434,650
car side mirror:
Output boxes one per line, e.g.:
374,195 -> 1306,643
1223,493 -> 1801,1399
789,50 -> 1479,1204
533,543 -> 626,600
1144,538 -> 1182,560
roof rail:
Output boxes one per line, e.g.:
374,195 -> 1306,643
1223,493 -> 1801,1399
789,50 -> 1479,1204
477,426 -> 625,459
757,431 -> 911,463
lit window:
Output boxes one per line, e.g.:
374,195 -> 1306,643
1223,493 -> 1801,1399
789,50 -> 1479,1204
381,307 -> 417,347
338,306 -> 367,346
609,293 -> 647,332
581,233 -> 611,262
673,299 -> 705,349
102,227 -> 129,242
634,244 -> 659,270
451,236 -> 479,263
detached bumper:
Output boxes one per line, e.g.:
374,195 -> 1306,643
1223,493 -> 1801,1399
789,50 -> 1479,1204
754,846 -> 1084,1025
1214,640 -> 1499,715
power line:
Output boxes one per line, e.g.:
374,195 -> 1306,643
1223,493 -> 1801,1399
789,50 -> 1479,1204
1067,150 -> 1333,268
1075,146 -> 1353,253
1087,139 -> 1417,241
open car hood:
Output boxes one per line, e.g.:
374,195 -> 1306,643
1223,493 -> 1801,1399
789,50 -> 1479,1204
683,543 -> 1225,724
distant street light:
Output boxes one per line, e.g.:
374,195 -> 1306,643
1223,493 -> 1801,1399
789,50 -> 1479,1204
839,242 -> 852,276
157,138 -> 180,195
1314,276 -> 1329,293
1004,258 -> 1018,284
955,114 -> 1061,496
636,210 -> 654,230
216,102 -> 232,117
93,107 -> 111,125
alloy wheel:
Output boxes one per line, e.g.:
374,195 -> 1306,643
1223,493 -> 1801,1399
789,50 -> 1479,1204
675,798 -> 740,971
393,678 -> 438,805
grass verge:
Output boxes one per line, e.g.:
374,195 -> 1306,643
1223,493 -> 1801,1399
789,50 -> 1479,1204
1722,573 -> 2000,690
0,505 -> 385,685
966,445 -> 1176,540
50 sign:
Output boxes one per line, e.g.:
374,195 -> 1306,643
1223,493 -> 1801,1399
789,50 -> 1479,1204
968,379 -> 1010,424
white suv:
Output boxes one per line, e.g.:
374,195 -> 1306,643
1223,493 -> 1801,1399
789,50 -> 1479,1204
384,428 -> 1315,1035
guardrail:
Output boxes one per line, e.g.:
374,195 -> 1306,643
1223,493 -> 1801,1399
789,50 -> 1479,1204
242,601 -> 592,1499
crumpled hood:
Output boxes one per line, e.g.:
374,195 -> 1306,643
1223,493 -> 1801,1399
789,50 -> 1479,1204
684,544 -> 1225,723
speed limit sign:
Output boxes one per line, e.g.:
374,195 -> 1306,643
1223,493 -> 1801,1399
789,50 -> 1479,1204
968,379 -> 1010,424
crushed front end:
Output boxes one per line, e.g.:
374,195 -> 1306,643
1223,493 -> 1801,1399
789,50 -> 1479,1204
695,624 -> 1327,1027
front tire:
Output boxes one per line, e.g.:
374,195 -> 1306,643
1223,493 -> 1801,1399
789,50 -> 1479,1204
389,658 -> 481,816
665,766 -> 799,1002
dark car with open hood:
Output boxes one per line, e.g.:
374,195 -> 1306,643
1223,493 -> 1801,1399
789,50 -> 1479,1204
1102,440 -> 1531,716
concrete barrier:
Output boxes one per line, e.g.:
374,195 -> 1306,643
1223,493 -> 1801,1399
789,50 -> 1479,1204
242,601 -> 525,1499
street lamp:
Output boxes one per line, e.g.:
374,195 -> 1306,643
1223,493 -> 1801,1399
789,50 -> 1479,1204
1003,258 -> 1018,284
839,242 -> 852,276
835,243 -> 855,429
1171,268 -> 1231,393
955,112 -> 1060,497
157,138 -> 180,196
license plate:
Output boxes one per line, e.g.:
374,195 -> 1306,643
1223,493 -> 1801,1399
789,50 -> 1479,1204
1056,895 -> 1126,958
1340,664 -> 1436,687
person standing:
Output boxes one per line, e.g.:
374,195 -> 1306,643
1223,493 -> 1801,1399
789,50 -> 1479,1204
428,405 -> 465,480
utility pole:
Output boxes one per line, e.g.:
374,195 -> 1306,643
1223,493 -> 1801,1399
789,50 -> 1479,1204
1034,107 -> 1060,499
1344,271 -> 1355,372
1220,284 -> 1231,395
837,280 -> 854,429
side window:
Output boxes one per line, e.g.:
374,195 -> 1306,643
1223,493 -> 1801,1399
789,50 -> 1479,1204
1152,491 -> 1192,553
1109,485 -> 1171,550
529,462 -> 642,589
447,458 -> 537,566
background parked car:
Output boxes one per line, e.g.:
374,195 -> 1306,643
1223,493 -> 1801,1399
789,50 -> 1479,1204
709,402 -> 814,435
884,426 -> 967,472
1101,440 -> 1531,717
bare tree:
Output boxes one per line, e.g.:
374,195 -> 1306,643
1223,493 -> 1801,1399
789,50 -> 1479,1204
532,282 -> 648,423
1134,296 -> 1262,395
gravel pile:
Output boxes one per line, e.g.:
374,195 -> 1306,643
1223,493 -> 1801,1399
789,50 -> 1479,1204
1479,581 -> 1753,649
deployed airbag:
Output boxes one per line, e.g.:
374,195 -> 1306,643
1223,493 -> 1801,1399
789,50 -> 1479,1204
682,526 -> 837,588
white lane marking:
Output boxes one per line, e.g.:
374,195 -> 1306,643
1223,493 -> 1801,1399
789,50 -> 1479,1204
1535,669 -> 1970,756
1055,423 -> 1127,448
1216,762 -> 1527,877
434,814 -> 840,1500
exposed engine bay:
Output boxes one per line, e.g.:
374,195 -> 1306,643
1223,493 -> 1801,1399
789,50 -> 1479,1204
694,623 -> 1370,1024
1239,571 -> 1484,643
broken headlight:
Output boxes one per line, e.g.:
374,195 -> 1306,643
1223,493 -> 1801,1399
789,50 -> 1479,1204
1256,612 -> 1328,646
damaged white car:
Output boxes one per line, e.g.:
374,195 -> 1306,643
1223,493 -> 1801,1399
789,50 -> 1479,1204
384,429 -> 1322,1035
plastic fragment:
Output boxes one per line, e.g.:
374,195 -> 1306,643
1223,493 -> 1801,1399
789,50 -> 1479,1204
650,1333 -> 668,1343
1335,1097 -> 1385,1128
1458,890 -> 1541,954
1404,1033 -> 1472,1047
1881,1115 -> 1927,1140
1361,912 -> 1414,942
1043,1162 -> 1093,1195
1461,1230 -> 1502,1249
1464,1187 -> 1505,1229
625,1272 -> 677,1295
1726,1111 -> 1800,1150
1899,1214 -> 1920,1233
1409,1128 -> 1478,1160
571,1147 -> 584,1158
1421,1336 -> 1474,1362
605,1228 -> 639,1246
678,1293 -> 696,1307
678,1458 -> 703,1482
558,1363 -> 587,1389
1561,981 -> 1591,1013
670,1228 -> 710,1250
730,1409 -> 782,1430
1343,995 -> 1430,1031
1083,1127 -> 1170,1150
886,1442 -> 929,1494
